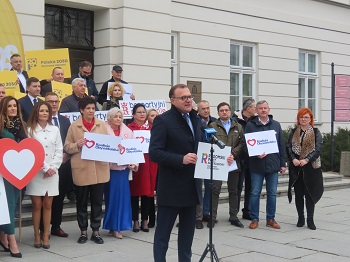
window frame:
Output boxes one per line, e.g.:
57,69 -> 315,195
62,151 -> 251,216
171,33 -> 178,87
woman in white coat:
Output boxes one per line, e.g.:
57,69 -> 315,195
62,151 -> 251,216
26,101 -> 63,249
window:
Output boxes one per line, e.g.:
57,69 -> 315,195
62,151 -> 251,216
230,42 -> 255,111
171,33 -> 178,86
298,51 -> 318,120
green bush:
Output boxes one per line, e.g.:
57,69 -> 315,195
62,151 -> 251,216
283,127 -> 350,172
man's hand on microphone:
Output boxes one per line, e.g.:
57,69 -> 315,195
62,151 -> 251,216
183,153 -> 198,165
227,154 -> 234,165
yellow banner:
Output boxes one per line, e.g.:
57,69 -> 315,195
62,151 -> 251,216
0,71 -> 20,92
52,82 -> 73,101
0,0 -> 25,71
25,48 -> 71,80
6,90 -> 25,99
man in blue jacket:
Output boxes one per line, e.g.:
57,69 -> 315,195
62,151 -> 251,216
244,100 -> 286,230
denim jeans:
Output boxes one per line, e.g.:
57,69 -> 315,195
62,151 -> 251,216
250,172 -> 278,222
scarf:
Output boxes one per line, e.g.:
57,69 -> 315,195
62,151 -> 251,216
4,116 -> 26,141
82,117 -> 95,132
291,125 -> 321,169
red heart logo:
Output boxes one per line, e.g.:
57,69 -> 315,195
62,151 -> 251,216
0,138 -> 45,189
136,136 -> 145,144
118,144 -> 126,155
247,139 -> 256,146
85,139 -> 95,149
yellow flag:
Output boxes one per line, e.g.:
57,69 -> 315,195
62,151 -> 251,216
0,0 -> 25,71
52,82 -> 73,101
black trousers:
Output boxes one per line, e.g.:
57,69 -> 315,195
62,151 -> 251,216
237,166 -> 251,214
153,205 -> 196,262
131,196 -> 150,221
294,171 -> 315,219
51,160 -> 72,229
76,183 -> 105,231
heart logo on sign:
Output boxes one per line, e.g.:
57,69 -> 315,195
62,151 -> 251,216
0,138 -> 45,189
136,136 -> 145,144
247,139 -> 256,147
118,144 -> 126,155
85,139 -> 95,149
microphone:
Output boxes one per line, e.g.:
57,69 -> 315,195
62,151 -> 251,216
201,126 -> 225,149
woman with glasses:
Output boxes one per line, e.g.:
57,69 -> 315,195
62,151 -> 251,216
287,108 -> 323,230
127,103 -> 158,233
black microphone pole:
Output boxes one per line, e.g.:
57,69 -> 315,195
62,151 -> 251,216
199,137 -> 220,262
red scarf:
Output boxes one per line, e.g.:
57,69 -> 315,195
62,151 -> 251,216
82,117 -> 95,132
113,129 -> 121,136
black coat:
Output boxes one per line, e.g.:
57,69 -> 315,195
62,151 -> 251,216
287,127 -> 324,204
149,105 -> 202,207
18,95 -> 43,122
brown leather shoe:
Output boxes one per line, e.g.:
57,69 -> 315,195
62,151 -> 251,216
266,219 -> 281,229
249,221 -> 259,229
51,227 -> 69,237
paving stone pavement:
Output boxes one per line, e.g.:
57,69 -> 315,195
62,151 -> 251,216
1,187 -> 349,262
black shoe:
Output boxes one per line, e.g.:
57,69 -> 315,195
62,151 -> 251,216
67,192 -> 76,201
242,213 -> 252,220
230,218 -> 244,228
297,216 -> 305,227
207,220 -> 215,228
202,214 -> 210,222
77,234 -> 87,244
148,222 -> 155,228
195,220 -> 204,229
10,248 -> 22,258
307,218 -> 316,230
176,222 -> 179,228
91,233 -> 104,244
0,240 -> 10,252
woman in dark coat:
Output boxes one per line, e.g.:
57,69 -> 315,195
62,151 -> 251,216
287,107 -> 323,230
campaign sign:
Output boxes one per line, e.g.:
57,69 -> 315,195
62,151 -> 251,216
0,175 -> 10,225
81,132 -> 122,163
133,130 -> 150,153
117,139 -> 145,165
25,48 -> 71,80
0,71 -> 20,92
119,100 -> 167,119
0,138 -> 45,189
244,130 -> 279,157
107,82 -> 133,100
194,142 -> 234,181
52,82 -> 74,101
60,111 -> 109,123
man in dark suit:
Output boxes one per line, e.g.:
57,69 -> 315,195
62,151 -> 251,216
40,67 -> 65,97
18,77 -> 42,122
71,61 -> 99,101
10,54 -> 29,93
45,92 -> 72,237
149,84 -> 203,262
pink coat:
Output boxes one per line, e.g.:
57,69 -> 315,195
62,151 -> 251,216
106,122 -> 138,172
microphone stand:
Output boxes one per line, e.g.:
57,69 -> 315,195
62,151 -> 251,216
199,138 -> 220,262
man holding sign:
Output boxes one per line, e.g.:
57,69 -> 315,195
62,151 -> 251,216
244,100 -> 286,230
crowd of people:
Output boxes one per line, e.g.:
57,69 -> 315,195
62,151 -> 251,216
0,53 -> 324,261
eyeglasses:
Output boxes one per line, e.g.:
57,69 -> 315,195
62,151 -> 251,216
47,100 -> 59,104
300,116 -> 310,119
219,109 -> 230,112
172,95 -> 194,101
136,111 -> 146,114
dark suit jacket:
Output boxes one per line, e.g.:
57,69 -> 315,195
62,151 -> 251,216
149,105 -> 202,207
41,82 -> 53,97
11,69 -> 28,93
57,114 -> 71,144
72,74 -> 99,101
18,95 -> 42,122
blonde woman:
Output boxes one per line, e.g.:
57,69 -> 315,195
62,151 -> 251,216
101,82 -> 125,110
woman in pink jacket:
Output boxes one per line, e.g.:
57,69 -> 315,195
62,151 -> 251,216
103,108 -> 138,239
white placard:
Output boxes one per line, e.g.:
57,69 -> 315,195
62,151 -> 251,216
118,100 -> 167,119
0,175 -> 10,225
244,130 -> 279,157
117,139 -> 145,165
133,130 -> 150,153
107,82 -> 133,100
81,132 -> 122,162
194,142 -> 235,181
60,111 -> 109,123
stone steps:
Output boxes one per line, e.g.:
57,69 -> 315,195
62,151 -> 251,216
15,172 -> 350,227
